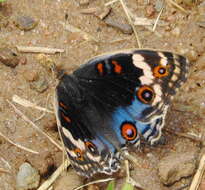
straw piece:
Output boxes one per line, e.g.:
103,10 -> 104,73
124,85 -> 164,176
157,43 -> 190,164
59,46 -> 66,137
119,0 -> 142,48
59,21 -> 99,42
0,131 -> 39,154
16,46 -> 64,54
105,0 -> 119,6
12,95 -> 53,113
7,100 -> 62,151
37,159 -> 70,190
189,154 -> 205,190
74,178 -> 114,190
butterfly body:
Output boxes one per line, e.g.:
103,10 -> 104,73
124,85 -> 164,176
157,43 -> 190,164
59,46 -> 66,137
54,49 -> 189,177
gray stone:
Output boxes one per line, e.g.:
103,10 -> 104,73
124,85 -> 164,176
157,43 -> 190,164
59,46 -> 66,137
15,15 -> 38,31
30,77 -> 48,93
16,162 -> 40,190
158,152 -> 197,185
0,47 -> 19,68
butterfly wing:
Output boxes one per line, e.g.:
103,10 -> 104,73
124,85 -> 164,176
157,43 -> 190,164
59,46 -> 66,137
55,49 -> 189,177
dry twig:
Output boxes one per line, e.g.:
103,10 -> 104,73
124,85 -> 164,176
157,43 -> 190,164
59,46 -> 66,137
119,0 -> 142,48
7,100 -> 62,151
12,95 -> 53,113
37,159 -> 70,190
165,128 -> 204,145
0,131 -> 39,154
74,178 -> 115,190
166,0 -> 188,14
16,46 -> 64,54
0,168 -> 10,174
189,154 -> 205,190
152,5 -> 164,31
59,21 -> 99,42
105,0 -> 119,6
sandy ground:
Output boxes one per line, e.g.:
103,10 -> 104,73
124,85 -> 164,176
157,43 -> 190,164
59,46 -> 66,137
0,0 -> 205,189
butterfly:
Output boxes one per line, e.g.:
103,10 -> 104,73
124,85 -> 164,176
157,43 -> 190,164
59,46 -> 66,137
54,49 -> 189,177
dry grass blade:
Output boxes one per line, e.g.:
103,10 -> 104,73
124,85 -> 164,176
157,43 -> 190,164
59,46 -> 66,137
0,131 -> 39,154
189,154 -> 205,190
152,5 -> 164,31
74,178 -> 115,190
166,0 -> 188,14
165,129 -> 204,145
16,46 -> 64,54
0,168 -> 10,174
123,151 -> 141,168
7,100 -> 62,151
37,159 -> 70,190
124,160 -> 144,190
119,0 -> 142,48
105,0 -> 119,6
59,21 -> 99,42
12,95 -> 53,113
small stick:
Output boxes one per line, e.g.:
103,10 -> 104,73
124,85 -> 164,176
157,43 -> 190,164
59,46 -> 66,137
189,154 -> 205,190
16,46 -> 64,54
74,178 -> 115,190
166,0 -> 188,14
59,21 -> 99,42
0,168 -> 10,174
7,100 -> 62,151
119,0 -> 142,48
12,95 -> 53,113
123,151 -> 141,168
124,160 -> 144,189
152,5 -> 164,32
37,159 -> 70,190
105,0 -> 119,6
165,128 -> 204,145
0,131 -> 39,154
0,158 -> 11,170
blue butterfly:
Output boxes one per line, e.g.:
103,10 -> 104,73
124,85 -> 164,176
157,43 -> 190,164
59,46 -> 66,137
54,49 -> 189,177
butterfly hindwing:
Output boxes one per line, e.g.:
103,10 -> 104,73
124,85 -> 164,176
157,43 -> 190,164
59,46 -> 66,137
55,49 -> 189,177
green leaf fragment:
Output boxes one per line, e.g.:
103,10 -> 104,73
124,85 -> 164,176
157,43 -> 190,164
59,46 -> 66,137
106,180 -> 115,190
121,182 -> 134,190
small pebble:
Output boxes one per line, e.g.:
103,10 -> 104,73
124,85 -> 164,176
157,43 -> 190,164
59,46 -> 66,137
0,47 -> 19,68
171,27 -> 181,37
155,0 -> 164,12
183,0 -> 195,6
186,49 -> 198,61
36,54 -> 56,71
23,70 -> 38,82
79,0 -> 89,6
80,7 -> 111,20
16,162 -> 40,190
15,15 -> 38,31
54,170 -> 83,190
146,5 -> 156,17
19,57 -> 27,65
104,17 -> 133,34
95,7 -> 111,20
158,152 -> 197,185
30,77 -> 48,93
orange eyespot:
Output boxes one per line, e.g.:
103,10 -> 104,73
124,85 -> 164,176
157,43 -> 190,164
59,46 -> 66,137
97,63 -> 104,74
74,148 -> 84,161
61,112 -> 71,123
59,102 -> 68,110
85,141 -> 97,154
153,65 -> 169,78
121,122 -> 137,141
112,60 -> 122,74
137,86 -> 154,104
